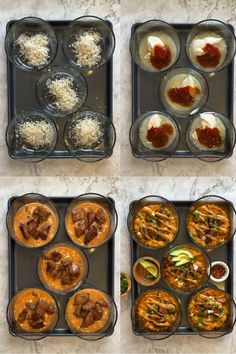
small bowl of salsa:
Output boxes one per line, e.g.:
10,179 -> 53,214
210,261 -> 229,283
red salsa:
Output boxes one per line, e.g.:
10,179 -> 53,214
196,126 -> 222,148
197,43 -> 221,68
168,85 -> 200,107
150,45 -> 171,70
147,124 -> 174,149
211,264 -> 226,279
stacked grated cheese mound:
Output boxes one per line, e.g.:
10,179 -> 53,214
71,117 -> 103,148
16,33 -> 49,67
16,120 -> 54,149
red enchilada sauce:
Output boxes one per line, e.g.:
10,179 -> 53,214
150,45 -> 171,69
197,43 -> 221,67
195,126 -> 222,148
168,86 -> 200,107
211,264 -> 226,279
147,124 -> 173,148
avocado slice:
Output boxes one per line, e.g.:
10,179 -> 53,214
172,254 -> 190,263
170,249 -> 193,258
175,258 -> 190,266
139,259 -> 158,278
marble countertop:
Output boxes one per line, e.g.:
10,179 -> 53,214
120,0 -> 236,177
0,0 -> 120,177
120,176 -> 236,354
0,176 -> 120,354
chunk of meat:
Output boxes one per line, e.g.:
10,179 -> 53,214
34,300 -> 49,319
20,223 -> 30,240
96,299 -> 108,307
27,217 -> 40,236
84,225 -> 98,245
46,251 -> 62,262
17,308 -> 28,323
72,207 -> 85,223
25,302 -> 37,311
67,263 -> 80,278
81,311 -> 94,327
95,208 -> 106,225
61,274 -> 72,286
82,301 -> 96,311
92,303 -> 103,321
47,304 -> 55,314
87,209 -> 96,226
74,292 -> 90,306
33,206 -> 50,222
29,319 -> 45,329
37,223 -> 51,240
75,220 -> 87,237
46,260 -> 58,278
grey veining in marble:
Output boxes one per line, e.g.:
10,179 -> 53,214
0,176 -> 120,354
0,0 -> 120,177
120,176 -> 236,354
120,0 -> 236,177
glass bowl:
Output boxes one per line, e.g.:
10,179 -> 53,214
5,16 -> 58,72
6,110 -> 58,163
37,242 -> 88,294
186,195 -> 236,250
65,193 -> 118,249
161,243 -> 210,294
187,287 -> 236,338
130,20 -> 181,73
36,65 -> 87,118
7,287 -> 59,340
6,193 -> 59,248
64,110 -> 116,162
186,112 -> 236,162
127,195 -> 179,250
129,110 -> 180,162
186,19 -> 236,73
131,289 -> 181,340
160,67 -> 208,118
62,15 -> 115,71
65,288 -> 118,340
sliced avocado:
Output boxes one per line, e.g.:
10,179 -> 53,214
172,254 -> 190,263
139,259 -> 158,278
175,258 -> 190,266
170,249 -> 193,258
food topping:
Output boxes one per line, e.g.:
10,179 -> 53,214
211,264 -> 226,279
43,250 -> 81,287
147,124 -> 174,149
162,246 -> 208,292
195,126 -> 222,149
188,203 -> 230,248
135,290 -> 179,332
146,36 -> 171,69
168,75 -> 200,107
197,43 -> 221,67
138,259 -> 158,279
188,288 -> 230,331
14,289 -> 56,332
67,203 -> 110,246
71,30 -> 102,68
133,203 -> 178,248
120,273 -> 128,295
16,120 -> 54,149
46,77 -> 79,112
70,116 -> 103,149
16,33 -> 49,67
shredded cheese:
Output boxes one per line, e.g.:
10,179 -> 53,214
16,120 -> 54,149
46,77 -> 79,112
71,30 -> 102,68
71,117 -> 103,148
16,33 -> 49,67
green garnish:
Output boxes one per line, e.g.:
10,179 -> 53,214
120,273 -> 128,295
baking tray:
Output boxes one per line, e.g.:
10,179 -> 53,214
6,20 -> 113,159
129,200 -> 234,335
131,23 -> 234,158
8,196 -> 115,337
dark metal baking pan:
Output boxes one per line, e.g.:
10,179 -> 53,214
129,199 -> 234,335
6,20 -> 113,159
131,23 -> 234,158
8,196 -> 115,337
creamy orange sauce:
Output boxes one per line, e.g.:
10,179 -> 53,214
13,288 -> 57,332
13,202 -> 57,247
66,203 -> 110,247
66,289 -> 110,333
38,245 -> 86,292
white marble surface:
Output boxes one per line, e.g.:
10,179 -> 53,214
0,0 -> 120,176
120,0 -> 236,176
0,176 -> 120,354
120,176 -> 236,354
